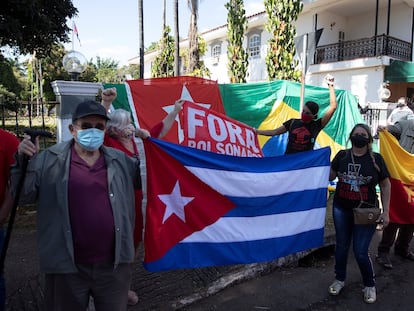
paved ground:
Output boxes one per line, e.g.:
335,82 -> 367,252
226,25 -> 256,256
179,231 -> 414,311
4,205 -> 414,311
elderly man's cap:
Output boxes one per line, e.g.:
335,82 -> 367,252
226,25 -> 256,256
72,100 -> 110,121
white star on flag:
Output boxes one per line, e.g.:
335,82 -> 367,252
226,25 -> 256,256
158,181 -> 194,224
162,85 -> 211,143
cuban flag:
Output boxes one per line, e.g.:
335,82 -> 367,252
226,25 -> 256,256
143,138 -> 330,272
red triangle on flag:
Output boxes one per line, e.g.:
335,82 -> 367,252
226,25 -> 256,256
143,139 -> 235,262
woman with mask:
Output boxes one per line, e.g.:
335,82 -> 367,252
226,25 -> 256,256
328,123 -> 391,304
255,74 -> 337,154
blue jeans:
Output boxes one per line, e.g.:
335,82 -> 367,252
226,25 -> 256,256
332,203 -> 376,287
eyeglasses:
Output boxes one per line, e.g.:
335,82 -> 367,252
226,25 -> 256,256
74,122 -> 106,131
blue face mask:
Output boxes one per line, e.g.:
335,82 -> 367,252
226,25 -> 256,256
76,128 -> 104,151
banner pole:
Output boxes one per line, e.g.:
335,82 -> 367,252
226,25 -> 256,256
299,33 -> 308,114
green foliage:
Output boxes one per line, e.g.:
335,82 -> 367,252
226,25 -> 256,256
146,42 -> 159,52
180,36 -> 210,78
264,0 -> 303,81
95,57 -> 120,83
225,0 -> 249,83
39,44 -> 70,100
1,0 -> 78,57
151,26 -> 175,78
0,55 -> 23,97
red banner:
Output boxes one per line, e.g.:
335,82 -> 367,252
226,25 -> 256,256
181,101 -> 263,157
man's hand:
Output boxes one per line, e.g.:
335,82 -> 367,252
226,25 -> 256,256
18,135 -> 39,157
101,87 -> 117,112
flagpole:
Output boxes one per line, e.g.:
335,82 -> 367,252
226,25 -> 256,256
299,33 -> 308,114
72,20 -> 74,51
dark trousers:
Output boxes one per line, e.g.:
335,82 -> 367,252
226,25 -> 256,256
378,223 -> 414,255
44,262 -> 131,311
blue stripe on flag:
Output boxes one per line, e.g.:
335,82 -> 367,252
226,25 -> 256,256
144,228 -> 324,271
149,138 -> 330,172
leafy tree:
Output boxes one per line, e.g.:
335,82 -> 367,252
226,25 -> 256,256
151,26 -> 175,78
264,0 -> 303,81
180,36 -> 210,78
1,0 -> 78,57
225,0 -> 249,83
0,55 -> 23,97
95,57 -> 120,83
146,42 -> 159,52
39,44 -> 71,100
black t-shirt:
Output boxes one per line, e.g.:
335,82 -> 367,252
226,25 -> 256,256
283,118 -> 323,154
331,150 -> 390,209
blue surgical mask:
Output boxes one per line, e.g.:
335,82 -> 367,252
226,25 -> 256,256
76,128 -> 104,151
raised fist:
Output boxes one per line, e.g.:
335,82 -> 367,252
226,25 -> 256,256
324,74 -> 334,87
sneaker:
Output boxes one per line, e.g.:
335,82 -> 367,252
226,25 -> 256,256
127,290 -> 139,306
363,286 -> 376,303
376,253 -> 393,269
328,280 -> 345,296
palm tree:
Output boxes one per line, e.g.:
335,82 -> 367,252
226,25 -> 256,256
138,0 -> 144,78
187,0 -> 201,73
174,0 -> 180,76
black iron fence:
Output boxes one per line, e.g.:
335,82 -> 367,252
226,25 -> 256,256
0,96 -> 57,139
316,34 -> 412,64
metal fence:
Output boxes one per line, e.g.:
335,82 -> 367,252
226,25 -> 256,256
0,97 -> 57,138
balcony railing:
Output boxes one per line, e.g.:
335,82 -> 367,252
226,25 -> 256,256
315,34 -> 412,64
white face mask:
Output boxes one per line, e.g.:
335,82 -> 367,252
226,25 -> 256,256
76,128 -> 105,151
119,124 -> 135,138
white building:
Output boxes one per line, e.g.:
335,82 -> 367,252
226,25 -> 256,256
129,0 -> 414,110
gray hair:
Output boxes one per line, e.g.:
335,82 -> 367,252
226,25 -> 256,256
106,109 -> 132,137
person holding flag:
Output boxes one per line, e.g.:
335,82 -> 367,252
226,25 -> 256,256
255,74 -> 337,154
12,100 -> 142,311
376,119 -> 414,269
101,88 -> 183,306
328,123 -> 390,304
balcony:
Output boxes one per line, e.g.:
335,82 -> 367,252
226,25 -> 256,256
315,34 -> 412,64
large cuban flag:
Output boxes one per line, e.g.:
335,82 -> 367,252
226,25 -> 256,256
143,138 -> 331,272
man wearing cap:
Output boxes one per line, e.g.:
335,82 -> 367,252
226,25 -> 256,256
11,100 -> 140,311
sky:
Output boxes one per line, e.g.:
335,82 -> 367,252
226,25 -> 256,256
65,0 -> 265,66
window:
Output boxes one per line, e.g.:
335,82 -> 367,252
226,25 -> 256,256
212,44 -> 221,58
211,44 -> 221,64
248,34 -> 261,58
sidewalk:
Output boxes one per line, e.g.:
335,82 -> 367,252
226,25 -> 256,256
5,221 -> 336,311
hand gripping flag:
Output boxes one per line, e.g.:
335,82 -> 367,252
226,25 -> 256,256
379,131 -> 414,223
143,138 -> 331,272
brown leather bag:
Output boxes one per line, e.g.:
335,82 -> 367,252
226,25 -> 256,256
353,207 -> 381,225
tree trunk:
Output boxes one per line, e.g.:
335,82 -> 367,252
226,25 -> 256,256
174,0 -> 180,76
187,0 -> 200,73
138,0 -> 144,78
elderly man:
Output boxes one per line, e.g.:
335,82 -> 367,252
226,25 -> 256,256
11,100 -> 141,311
387,97 -> 414,125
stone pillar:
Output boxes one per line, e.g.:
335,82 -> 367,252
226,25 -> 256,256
51,80 -> 102,142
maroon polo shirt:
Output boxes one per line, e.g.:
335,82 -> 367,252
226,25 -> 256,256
68,147 -> 115,264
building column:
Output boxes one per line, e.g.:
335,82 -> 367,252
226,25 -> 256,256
51,80 -> 102,142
